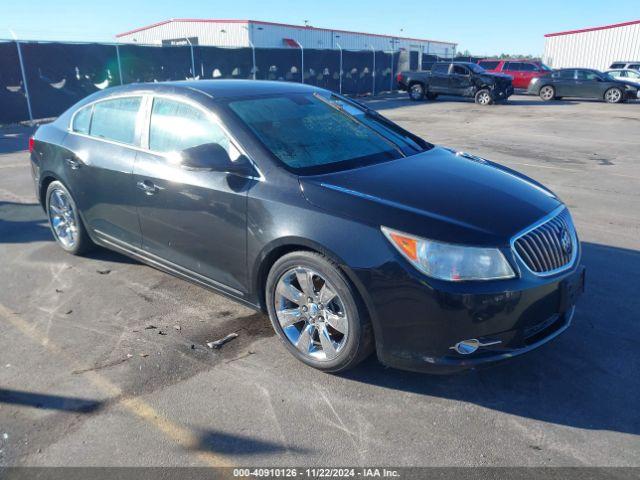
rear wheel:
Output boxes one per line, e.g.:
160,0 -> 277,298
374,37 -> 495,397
46,181 -> 92,255
409,83 -> 425,101
604,87 -> 623,103
539,85 -> 555,101
265,251 -> 373,372
474,89 -> 493,105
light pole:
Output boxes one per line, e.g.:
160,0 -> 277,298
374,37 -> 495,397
291,38 -> 304,84
369,45 -> 375,96
336,42 -> 343,94
10,29 -> 33,125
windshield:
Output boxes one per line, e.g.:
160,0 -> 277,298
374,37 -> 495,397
468,64 -> 486,74
539,63 -> 553,71
227,92 -> 430,174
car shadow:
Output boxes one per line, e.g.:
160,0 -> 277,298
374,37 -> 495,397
340,241 -> 640,437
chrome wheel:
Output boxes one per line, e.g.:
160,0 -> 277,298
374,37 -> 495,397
477,90 -> 491,105
605,88 -> 622,103
540,86 -> 554,101
410,84 -> 424,100
274,267 -> 349,361
48,188 -> 78,249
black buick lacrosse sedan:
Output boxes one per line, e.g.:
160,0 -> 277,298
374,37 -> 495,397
30,80 -> 585,373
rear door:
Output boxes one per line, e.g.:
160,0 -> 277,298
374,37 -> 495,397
133,95 -> 251,293
502,62 -> 522,87
429,63 -> 451,93
553,69 -> 578,96
63,96 -> 144,247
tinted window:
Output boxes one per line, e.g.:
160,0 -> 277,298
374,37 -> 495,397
90,97 -> 141,145
452,65 -> 469,75
149,98 -> 229,153
72,105 -> 92,134
576,70 -> 601,81
478,61 -> 499,70
610,63 -> 625,69
629,64 -> 640,70
228,93 -> 406,173
557,69 -> 576,79
431,63 -> 450,74
504,62 -> 522,71
520,63 -> 537,72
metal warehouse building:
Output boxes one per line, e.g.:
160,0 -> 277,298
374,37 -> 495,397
116,19 -> 456,63
543,19 -> 640,70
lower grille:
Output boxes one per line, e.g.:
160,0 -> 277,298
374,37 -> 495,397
513,208 -> 576,274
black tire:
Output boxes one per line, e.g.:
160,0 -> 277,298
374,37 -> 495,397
604,87 -> 623,104
265,251 -> 374,373
426,92 -> 438,101
409,83 -> 425,101
45,180 -> 93,255
539,85 -> 555,101
474,88 -> 493,105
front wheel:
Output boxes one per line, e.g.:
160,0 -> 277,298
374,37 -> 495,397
409,83 -> 425,101
265,251 -> 373,372
474,89 -> 493,105
604,87 -> 623,103
46,180 -> 93,255
539,85 -> 555,101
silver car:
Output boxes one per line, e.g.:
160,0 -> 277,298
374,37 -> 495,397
606,69 -> 640,86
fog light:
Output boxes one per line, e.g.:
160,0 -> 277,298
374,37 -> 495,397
451,338 -> 502,355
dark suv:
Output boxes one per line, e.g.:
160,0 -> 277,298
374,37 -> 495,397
397,62 -> 514,105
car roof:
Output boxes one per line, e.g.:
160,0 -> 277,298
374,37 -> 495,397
96,79 -> 320,100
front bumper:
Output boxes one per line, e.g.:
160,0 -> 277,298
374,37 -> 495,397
368,259 -> 585,374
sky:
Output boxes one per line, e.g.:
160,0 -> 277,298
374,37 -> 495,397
1,0 -> 638,56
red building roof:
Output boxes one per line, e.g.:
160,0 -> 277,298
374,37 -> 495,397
545,19 -> 640,37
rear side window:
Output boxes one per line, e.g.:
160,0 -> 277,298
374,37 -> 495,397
504,62 -> 522,71
72,105 -> 92,134
431,63 -> 449,74
520,63 -> 537,71
608,70 -> 623,78
149,97 -> 229,153
610,63 -> 625,69
90,97 -> 142,145
478,61 -> 499,70
556,70 -> 576,79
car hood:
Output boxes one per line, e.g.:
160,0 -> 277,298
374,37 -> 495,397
483,73 -> 513,81
299,147 -> 562,246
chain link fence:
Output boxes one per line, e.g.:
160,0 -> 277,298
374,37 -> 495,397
0,40 -> 457,124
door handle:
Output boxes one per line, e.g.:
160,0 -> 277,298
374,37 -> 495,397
65,158 -> 83,170
136,180 -> 159,195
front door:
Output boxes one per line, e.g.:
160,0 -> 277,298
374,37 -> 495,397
575,70 -> 605,98
63,96 -> 144,247
449,64 -> 472,95
133,96 -> 251,294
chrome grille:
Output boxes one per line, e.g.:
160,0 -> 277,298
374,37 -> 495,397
513,209 -> 576,274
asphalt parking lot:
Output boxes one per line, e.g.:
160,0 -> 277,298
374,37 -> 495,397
1,93 -> 639,467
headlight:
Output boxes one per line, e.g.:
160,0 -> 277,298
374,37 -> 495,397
382,226 -> 516,281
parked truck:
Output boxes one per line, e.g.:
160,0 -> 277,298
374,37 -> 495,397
397,62 -> 514,105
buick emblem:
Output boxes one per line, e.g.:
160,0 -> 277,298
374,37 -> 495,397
560,229 -> 572,254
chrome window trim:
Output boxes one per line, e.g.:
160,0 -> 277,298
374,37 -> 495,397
66,91 -> 264,181
510,205 -> 579,277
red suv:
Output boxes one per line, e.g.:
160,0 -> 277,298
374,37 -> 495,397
477,59 -> 553,89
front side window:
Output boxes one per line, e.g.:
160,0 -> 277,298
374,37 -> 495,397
627,70 -> 640,79
520,63 -> 537,72
228,93 -> 428,174
452,65 -> 469,75
609,70 -> 623,78
629,64 -> 640,70
72,105 -> 92,134
149,98 -> 229,153
576,70 -> 602,81
504,62 -> 522,71
90,97 -> 142,145
431,63 -> 449,74
557,69 -> 576,79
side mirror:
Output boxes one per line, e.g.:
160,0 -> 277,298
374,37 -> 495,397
180,143 -> 255,177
